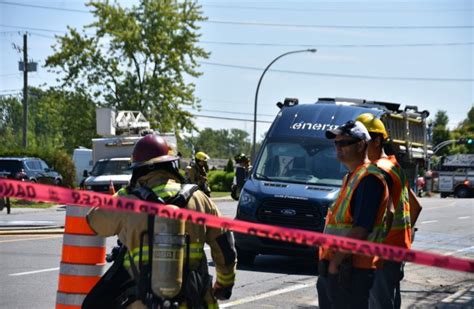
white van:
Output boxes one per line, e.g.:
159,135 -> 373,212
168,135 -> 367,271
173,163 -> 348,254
72,148 -> 93,186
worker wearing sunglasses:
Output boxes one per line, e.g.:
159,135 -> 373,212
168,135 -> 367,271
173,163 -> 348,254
317,120 -> 390,309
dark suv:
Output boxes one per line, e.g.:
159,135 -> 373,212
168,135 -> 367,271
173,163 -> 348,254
0,157 -> 63,185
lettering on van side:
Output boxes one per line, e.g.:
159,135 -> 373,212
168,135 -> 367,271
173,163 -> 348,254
290,122 -> 339,131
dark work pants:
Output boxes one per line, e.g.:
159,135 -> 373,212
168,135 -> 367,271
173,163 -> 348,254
316,268 -> 375,309
369,261 -> 404,309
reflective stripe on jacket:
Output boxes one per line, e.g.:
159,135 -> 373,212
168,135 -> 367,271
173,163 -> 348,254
87,170 -> 236,309
376,156 -> 412,249
319,163 -> 389,269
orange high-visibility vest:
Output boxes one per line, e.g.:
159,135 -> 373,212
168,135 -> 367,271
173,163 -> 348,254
376,156 -> 412,249
319,163 -> 389,269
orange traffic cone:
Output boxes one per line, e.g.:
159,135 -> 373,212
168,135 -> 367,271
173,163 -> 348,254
109,180 -> 116,195
56,206 -> 106,309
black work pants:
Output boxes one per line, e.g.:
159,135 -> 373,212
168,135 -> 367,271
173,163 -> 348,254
369,261 -> 404,309
316,268 -> 375,309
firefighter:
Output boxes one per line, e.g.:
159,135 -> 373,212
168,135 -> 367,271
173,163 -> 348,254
231,154 -> 250,200
356,113 -> 416,309
84,134 -> 236,309
186,151 -> 211,197
317,120 -> 390,309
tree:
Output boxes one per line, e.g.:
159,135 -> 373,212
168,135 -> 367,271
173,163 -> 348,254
182,128 -> 252,158
0,95 -> 23,147
452,105 -> 474,153
432,110 -> 451,156
45,0 -> 209,133
0,87 -> 96,153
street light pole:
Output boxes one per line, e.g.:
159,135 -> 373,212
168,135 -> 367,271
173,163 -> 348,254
252,49 -> 317,161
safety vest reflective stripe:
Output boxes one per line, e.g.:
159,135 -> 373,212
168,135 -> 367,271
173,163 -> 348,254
321,163 -> 389,269
376,157 -> 412,248
152,182 -> 181,199
327,164 -> 388,243
332,165 -> 370,223
216,271 -> 236,286
124,246 -> 150,268
189,243 -> 204,259
115,187 -> 128,197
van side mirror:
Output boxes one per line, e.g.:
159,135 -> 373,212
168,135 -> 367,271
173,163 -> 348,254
83,170 -> 89,177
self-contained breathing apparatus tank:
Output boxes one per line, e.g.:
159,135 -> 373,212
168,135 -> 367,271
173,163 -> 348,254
151,205 -> 186,300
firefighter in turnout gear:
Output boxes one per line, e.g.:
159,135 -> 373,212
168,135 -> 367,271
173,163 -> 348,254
356,113 -> 419,309
231,154 -> 251,201
317,120 -> 390,309
186,152 -> 211,197
84,134 -> 237,309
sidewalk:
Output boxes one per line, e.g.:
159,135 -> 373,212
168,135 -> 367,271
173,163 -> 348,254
0,205 -> 66,235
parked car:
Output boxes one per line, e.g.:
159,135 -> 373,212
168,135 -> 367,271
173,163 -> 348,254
0,157 -> 63,185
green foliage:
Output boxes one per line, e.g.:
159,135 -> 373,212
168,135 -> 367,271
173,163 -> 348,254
208,170 -> 234,192
45,0 -> 209,133
0,88 -> 96,153
224,158 -> 234,172
0,148 -> 76,188
451,106 -> 474,154
183,128 -> 252,159
432,110 -> 451,156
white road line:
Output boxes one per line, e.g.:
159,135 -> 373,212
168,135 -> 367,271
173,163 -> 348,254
441,287 -> 470,303
458,216 -> 471,220
422,203 -> 457,211
444,246 -> 474,256
420,220 -> 438,224
9,267 -> 60,277
220,279 -> 316,308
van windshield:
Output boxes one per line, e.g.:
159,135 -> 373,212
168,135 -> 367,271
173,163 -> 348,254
90,160 -> 132,176
254,140 -> 347,186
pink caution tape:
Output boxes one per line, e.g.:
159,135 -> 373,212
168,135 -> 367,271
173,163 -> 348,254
0,179 -> 473,273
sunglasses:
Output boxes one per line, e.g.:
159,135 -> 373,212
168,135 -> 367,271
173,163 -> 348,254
334,139 -> 360,147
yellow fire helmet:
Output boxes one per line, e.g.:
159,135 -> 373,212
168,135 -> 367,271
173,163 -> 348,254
195,151 -> 210,162
355,113 -> 388,140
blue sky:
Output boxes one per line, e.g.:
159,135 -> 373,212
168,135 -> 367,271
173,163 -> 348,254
1,0 -> 473,142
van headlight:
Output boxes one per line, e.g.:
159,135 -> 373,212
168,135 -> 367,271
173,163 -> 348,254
239,190 -> 256,208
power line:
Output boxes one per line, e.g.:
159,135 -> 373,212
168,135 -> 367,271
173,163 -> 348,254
3,24 -> 472,50
202,2 -> 472,12
0,1 -> 90,13
3,1 -> 471,14
0,24 -> 65,33
0,73 -> 20,77
200,61 -> 474,82
204,20 -> 473,30
194,114 -> 273,123
0,2 -> 471,29
185,107 -> 275,118
30,32 -> 56,39
200,40 -> 474,48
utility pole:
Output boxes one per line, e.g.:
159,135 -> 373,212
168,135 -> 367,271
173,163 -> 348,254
22,33 -> 28,149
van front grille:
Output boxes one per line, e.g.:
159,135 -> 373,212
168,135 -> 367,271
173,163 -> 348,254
256,198 -> 324,231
